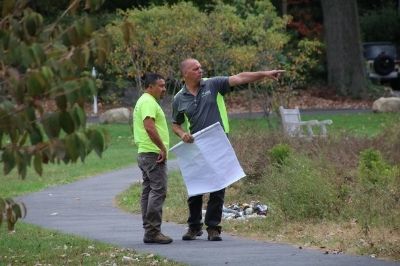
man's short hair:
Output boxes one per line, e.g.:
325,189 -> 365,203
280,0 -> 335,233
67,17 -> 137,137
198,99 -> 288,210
180,58 -> 195,75
142,73 -> 164,88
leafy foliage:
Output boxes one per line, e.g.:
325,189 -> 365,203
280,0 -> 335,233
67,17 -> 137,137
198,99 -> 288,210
106,1 -> 289,92
268,143 -> 291,166
0,0 -> 112,178
358,148 -> 396,186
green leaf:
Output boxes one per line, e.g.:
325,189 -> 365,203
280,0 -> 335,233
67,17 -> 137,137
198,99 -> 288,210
63,80 -> 79,104
16,151 -> 28,179
76,132 -> 88,162
16,82 -> 26,104
90,129 -> 105,157
42,112 -> 61,139
65,134 -> 79,162
18,131 -> 29,147
55,88 -> 68,111
24,12 -> 38,37
72,45 -> 90,69
27,71 -> 46,96
29,123 -> 43,145
2,148 -> 15,175
82,16 -> 94,36
81,78 -> 96,97
59,111 -> 75,134
20,42 -> 33,68
30,43 -> 46,66
72,104 -> 86,128
33,154 -> 43,176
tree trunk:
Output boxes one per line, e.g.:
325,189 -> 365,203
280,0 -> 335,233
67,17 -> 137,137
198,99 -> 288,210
320,0 -> 367,97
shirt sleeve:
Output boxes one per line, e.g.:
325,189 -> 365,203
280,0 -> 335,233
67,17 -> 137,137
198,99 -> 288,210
139,100 -> 157,121
208,76 -> 230,96
171,96 -> 185,125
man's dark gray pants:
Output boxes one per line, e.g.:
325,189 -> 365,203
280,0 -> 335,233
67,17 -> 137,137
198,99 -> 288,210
137,152 -> 167,236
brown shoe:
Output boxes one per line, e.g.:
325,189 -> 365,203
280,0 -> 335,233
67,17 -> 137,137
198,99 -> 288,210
182,227 -> 203,240
143,232 -> 173,244
207,227 -> 222,241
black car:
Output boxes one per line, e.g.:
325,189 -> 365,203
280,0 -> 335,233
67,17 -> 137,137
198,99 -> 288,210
363,42 -> 400,90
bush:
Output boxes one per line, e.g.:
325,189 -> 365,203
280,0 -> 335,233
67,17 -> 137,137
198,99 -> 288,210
268,143 -> 291,166
105,1 -> 289,93
358,148 -> 395,186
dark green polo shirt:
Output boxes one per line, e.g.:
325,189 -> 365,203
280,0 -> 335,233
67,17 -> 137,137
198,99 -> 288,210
172,77 -> 230,134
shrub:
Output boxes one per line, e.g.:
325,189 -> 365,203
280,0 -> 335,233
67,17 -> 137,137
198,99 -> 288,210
358,148 -> 395,186
105,1 -> 289,93
268,143 -> 291,166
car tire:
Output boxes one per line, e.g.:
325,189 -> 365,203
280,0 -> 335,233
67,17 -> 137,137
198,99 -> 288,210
373,54 -> 395,76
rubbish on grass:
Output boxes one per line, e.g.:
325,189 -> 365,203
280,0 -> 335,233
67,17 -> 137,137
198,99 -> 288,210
221,201 -> 268,220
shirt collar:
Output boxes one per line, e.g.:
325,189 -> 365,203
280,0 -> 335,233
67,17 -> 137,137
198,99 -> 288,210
182,79 -> 205,95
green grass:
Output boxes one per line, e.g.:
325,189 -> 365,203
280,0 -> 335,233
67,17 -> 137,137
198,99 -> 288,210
301,112 -> 400,137
0,223 -> 182,265
228,112 -> 400,137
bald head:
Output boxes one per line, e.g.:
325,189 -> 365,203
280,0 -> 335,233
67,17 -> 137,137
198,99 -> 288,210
180,58 -> 202,84
180,58 -> 197,75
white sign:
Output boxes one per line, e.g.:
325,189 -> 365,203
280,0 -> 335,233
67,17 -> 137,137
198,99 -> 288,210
170,122 -> 246,197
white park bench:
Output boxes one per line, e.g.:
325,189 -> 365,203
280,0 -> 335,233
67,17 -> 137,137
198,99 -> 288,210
279,106 -> 333,138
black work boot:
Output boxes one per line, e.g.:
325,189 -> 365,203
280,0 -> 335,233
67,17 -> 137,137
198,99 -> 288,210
182,227 -> 203,240
143,232 -> 173,244
207,226 -> 222,241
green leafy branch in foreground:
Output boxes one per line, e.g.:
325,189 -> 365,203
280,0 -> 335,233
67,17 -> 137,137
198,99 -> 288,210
0,197 -> 26,233
0,0 -> 113,178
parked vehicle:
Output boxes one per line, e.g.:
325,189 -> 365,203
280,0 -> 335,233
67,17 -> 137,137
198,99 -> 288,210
363,42 -> 400,90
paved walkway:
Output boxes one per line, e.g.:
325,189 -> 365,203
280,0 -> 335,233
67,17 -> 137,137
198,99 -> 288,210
19,161 -> 399,266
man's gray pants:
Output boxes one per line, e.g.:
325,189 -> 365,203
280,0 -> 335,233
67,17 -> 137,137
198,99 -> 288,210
137,152 -> 167,236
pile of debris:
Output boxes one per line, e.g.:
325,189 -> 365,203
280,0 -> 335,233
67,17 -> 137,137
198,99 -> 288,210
221,201 -> 268,220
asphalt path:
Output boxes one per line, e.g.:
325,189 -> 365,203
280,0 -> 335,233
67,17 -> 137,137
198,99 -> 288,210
18,160 -> 400,266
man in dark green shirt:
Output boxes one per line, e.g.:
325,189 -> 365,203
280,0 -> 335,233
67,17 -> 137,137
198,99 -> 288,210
172,58 -> 284,241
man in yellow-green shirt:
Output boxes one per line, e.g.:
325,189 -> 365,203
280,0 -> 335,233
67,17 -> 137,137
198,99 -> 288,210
133,73 -> 172,244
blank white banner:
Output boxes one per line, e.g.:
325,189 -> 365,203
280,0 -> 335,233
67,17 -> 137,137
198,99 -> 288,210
170,122 -> 246,197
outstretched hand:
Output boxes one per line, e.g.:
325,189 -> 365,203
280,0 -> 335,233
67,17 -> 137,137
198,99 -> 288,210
267,70 -> 285,81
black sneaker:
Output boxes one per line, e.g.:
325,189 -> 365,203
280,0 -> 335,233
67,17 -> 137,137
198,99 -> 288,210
143,232 -> 173,244
182,228 -> 203,240
207,227 -> 222,241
